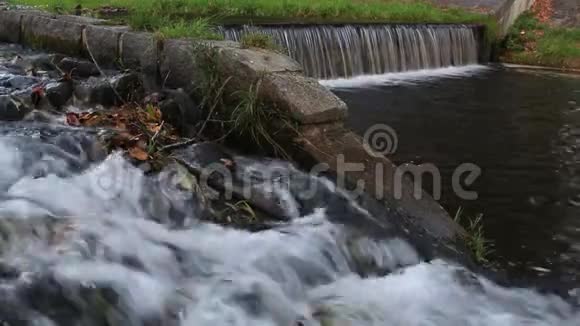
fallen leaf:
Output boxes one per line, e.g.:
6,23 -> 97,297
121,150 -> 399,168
66,112 -> 80,126
220,158 -> 236,169
128,147 -> 149,161
148,123 -> 162,133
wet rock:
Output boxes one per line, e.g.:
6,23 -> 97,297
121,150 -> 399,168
172,142 -> 291,220
73,73 -> 143,107
0,63 -> 27,75
45,81 -> 73,109
73,77 -> 116,106
110,72 -> 142,102
156,89 -> 201,136
23,110 -> 59,123
20,274 -> 84,324
0,75 -> 40,90
0,95 -> 32,121
28,53 -> 63,73
0,260 -> 20,279
57,57 -> 100,78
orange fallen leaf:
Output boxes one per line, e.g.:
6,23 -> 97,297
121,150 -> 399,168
66,112 -> 80,126
144,123 -> 158,133
128,147 -> 149,161
220,158 -> 235,169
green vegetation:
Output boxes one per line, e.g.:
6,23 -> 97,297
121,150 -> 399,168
10,0 -> 497,39
503,11 -> 580,68
192,44 -> 294,159
454,207 -> 493,264
156,18 -> 223,40
231,80 -> 292,158
240,33 -> 279,51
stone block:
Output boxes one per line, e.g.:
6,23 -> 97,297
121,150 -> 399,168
120,31 -> 159,89
21,14 -> 83,56
260,72 -> 347,124
83,25 -> 129,68
0,11 -> 22,43
159,39 -> 196,89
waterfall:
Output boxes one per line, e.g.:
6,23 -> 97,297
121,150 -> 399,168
221,24 -> 481,79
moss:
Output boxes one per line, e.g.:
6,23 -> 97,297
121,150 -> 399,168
240,33 -> 279,51
23,32 -> 81,55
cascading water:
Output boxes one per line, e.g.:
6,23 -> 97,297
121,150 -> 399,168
1,43 -> 580,326
221,24 -> 480,79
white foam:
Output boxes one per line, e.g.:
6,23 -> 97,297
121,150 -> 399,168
319,65 -> 489,88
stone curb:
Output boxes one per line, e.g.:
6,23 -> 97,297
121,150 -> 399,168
0,10 -> 22,43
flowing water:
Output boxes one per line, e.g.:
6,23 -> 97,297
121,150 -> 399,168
331,66 -> 580,281
221,24 -> 480,79
1,44 -> 580,324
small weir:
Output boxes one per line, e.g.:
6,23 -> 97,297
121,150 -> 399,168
222,24 -> 481,78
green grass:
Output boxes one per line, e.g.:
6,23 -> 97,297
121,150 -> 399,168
503,12 -> 580,68
454,207 -> 493,264
157,18 -> 223,40
9,0 -> 497,39
240,33 -> 279,50
230,80 -> 291,159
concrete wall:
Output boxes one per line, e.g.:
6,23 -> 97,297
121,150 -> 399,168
0,9 -> 469,252
495,0 -> 536,35
430,0 -> 535,36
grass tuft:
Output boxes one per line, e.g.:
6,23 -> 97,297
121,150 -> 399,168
230,81 -> 291,159
454,207 -> 493,264
240,33 -> 279,51
503,11 -> 580,68
157,18 -> 224,40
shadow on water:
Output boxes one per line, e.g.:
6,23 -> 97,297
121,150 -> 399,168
332,66 -> 580,279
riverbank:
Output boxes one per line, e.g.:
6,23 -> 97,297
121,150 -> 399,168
7,0 -> 498,39
500,1 -> 580,70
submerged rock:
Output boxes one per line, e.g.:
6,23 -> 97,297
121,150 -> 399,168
45,81 -> 73,109
73,73 -> 142,107
57,57 -> 100,78
0,74 -> 40,90
73,77 -> 116,107
0,63 -> 26,76
0,95 -> 31,121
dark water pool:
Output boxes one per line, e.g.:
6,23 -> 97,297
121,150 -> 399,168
331,66 -> 580,279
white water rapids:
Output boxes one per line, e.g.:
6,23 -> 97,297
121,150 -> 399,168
0,126 -> 578,326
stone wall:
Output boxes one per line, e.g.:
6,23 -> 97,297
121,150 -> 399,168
0,9 -> 468,249
429,0 -> 535,36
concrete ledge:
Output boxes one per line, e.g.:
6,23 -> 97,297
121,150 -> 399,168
160,39 -> 197,90
120,32 -> 158,73
297,124 -> 465,241
21,14 -> 83,56
83,25 -> 129,69
0,10 -> 22,43
260,72 -> 347,124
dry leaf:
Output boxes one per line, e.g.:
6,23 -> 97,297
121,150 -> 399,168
129,147 -> 149,161
220,158 -> 235,169
148,123 -> 162,133
66,112 -> 80,126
